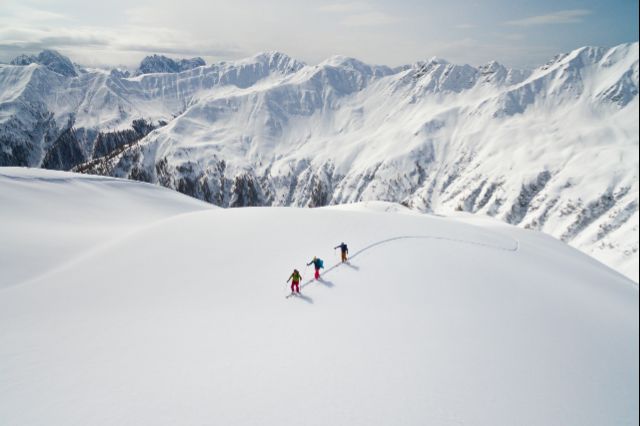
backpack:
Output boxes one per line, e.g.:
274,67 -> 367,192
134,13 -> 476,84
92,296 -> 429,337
318,259 -> 324,269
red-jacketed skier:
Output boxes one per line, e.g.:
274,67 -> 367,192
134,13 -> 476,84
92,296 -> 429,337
307,256 -> 324,280
287,269 -> 302,294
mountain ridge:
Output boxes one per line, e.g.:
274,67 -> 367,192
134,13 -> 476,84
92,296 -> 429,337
0,43 -> 638,281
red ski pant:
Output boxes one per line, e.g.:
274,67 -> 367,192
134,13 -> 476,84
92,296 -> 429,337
314,268 -> 320,280
291,281 -> 300,293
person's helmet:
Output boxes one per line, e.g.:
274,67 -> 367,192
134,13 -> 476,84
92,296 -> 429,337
294,269 -> 299,273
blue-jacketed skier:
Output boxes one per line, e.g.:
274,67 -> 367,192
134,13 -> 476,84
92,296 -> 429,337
307,256 -> 324,280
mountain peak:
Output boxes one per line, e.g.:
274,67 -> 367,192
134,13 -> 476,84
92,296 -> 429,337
426,56 -> 450,65
480,60 -> 505,71
10,54 -> 37,66
478,60 -> 508,82
249,51 -> 305,73
137,54 -> 206,75
321,55 -> 367,67
10,49 -> 78,77
252,50 -> 292,61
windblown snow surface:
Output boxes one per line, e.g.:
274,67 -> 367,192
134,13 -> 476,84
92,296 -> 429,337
0,168 -> 637,426
0,167 -> 212,286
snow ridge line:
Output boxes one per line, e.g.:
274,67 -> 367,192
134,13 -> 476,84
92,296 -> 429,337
4,209 -> 213,289
297,234 -> 519,291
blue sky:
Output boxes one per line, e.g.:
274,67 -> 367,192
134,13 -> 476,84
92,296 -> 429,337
0,0 -> 637,68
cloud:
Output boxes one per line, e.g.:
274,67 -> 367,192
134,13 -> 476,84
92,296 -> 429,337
0,3 -> 69,23
341,12 -> 400,27
455,24 -> 476,29
503,33 -> 525,41
0,27 -> 109,50
505,9 -> 592,27
0,23 -> 245,67
117,42 -> 244,58
317,2 -> 370,13
319,1 -> 400,27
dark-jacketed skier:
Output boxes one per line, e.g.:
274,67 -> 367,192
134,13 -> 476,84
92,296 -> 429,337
334,242 -> 348,263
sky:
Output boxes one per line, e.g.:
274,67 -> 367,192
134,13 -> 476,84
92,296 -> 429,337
0,0 -> 638,69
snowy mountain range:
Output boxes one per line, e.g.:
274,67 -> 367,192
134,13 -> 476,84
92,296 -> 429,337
0,44 -> 638,281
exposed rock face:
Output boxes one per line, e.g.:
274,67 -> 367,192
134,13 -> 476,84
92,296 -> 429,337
10,50 -> 78,77
137,55 -> 206,74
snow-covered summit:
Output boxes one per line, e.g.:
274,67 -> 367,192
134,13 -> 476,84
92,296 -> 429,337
136,54 -> 206,75
247,50 -> 305,73
477,60 -> 530,85
9,49 -> 78,77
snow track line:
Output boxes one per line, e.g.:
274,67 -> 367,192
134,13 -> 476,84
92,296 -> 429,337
350,234 -> 519,259
298,234 -> 519,291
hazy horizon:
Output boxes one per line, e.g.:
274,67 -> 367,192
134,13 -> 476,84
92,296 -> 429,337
1,1 -> 638,69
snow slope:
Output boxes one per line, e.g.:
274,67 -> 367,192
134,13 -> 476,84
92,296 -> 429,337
0,167 -> 213,287
0,44 -> 638,282
0,169 -> 637,426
